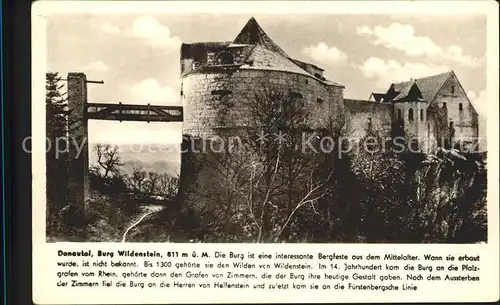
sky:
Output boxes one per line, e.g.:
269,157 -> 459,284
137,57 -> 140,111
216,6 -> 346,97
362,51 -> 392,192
47,13 -> 487,145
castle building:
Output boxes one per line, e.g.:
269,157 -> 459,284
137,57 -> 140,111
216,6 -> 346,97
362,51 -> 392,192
180,17 -> 344,138
180,17 -> 479,152
175,17 -> 481,220
372,71 -> 479,152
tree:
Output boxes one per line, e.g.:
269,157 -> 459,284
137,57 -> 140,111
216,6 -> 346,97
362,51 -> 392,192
349,122 -> 406,242
46,72 -> 70,228
188,85 -> 344,243
91,144 -> 124,179
127,165 -> 147,194
143,172 -> 159,195
157,173 -> 179,199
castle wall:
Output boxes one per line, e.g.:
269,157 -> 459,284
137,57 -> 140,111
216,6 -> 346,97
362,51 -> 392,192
432,74 -> 479,148
343,99 -> 393,141
393,101 -> 435,151
181,69 -> 344,137
180,68 -> 344,213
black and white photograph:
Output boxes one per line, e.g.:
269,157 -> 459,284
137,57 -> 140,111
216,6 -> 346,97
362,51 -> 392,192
43,7 -> 488,244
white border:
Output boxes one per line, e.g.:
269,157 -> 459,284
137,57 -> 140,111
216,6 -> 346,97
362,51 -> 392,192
31,1 -> 499,304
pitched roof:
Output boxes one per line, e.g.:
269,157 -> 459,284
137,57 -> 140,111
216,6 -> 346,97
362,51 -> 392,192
240,45 -> 314,77
233,17 -> 289,57
385,71 -> 452,103
369,92 -> 385,102
182,17 -> 344,87
413,71 -> 452,103
391,81 -> 415,101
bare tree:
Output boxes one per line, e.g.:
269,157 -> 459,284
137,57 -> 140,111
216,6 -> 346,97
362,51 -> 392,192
194,85 -> 344,243
157,173 -> 179,199
127,165 -> 147,194
144,172 -> 160,195
93,144 -> 124,178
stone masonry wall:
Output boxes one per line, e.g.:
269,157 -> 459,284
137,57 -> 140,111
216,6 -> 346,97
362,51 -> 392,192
393,101 -> 436,151
179,68 -> 344,214
181,69 -> 344,137
344,99 -> 393,141
432,74 -> 479,146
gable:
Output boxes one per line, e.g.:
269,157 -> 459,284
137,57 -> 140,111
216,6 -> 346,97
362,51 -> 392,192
380,71 -> 456,105
414,71 -> 451,103
432,71 -> 477,115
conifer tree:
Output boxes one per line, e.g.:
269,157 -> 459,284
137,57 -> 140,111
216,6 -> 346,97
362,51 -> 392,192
46,72 -> 69,225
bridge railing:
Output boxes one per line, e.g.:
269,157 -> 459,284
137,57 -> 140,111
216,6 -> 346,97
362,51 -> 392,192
86,102 -> 183,122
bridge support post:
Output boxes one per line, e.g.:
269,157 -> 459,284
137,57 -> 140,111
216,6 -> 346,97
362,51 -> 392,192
67,73 -> 89,208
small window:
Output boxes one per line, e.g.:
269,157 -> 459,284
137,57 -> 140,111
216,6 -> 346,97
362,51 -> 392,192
459,103 -> 463,111
420,109 -> 424,121
216,52 -> 234,65
451,86 -> 455,95
317,98 -> 324,104
397,109 -> 402,120
442,102 -> 447,109
408,108 -> 414,121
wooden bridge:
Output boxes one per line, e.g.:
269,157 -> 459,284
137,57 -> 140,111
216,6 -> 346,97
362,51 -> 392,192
87,102 -> 183,122
66,72 -> 183,206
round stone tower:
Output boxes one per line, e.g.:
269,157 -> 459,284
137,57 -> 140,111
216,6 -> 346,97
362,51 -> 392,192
177,17 -> 345,217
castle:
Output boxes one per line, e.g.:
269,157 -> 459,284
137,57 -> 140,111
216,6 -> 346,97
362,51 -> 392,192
180,17 -> 479,153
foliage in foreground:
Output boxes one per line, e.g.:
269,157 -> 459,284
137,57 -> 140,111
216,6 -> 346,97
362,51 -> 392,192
131,86 -> 487,244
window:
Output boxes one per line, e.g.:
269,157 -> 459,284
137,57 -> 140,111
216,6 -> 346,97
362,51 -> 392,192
459,103 -> 463,111
317,98 -> 324,104
397,109 -> 402,120
451,86 -> 455,95
420,109 -> 424,121
408,108 -> 414,121
216,52 -> 234,65
442,102 -> 447,109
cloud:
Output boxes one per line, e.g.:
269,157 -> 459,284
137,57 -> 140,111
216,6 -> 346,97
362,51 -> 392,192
357,23 -> 484,67
468,89 -> 487,117
88,121 -> 182,145
100,22 -> 120,34
125,78 -> 181,105
302,42 -> 347,64
131,16 -> 182,50
357,57 -> 449,88
90,78 -> 182,145
78,60 -> 109,73
355,26 -> 373,36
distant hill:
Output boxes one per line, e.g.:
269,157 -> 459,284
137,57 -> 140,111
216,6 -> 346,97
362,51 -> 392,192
121,159 -> 180,176
89,143 -> 181,176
